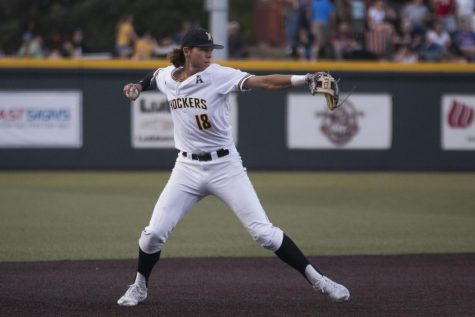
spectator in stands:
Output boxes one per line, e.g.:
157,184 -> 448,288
431,0 -> 457,33
71,28 -> 89,57
47,30 -> 63,56
365,0 -> 395,59
455,0 -> 475,30
283,0 -> 302,55
420,20 -> 452,61
392,18 -> 423,63
331,21 -> 362,60
132,31 -> 157,60
154,36 -> 177,58
454,18 -> 475,61
400,0 -> 431,35
295,25 -> 316,60
310,0 -> 336,59
46,29 -> 88,59
349,0 -> 367,38
115,15 -> 137,58
333,0 -> 352,22
382,0 -> 398,29
227,21 -> 249,59
59,40 -> 75,58
367,0 -> 394,32
17,32 -> 44,58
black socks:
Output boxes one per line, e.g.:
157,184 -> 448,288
137,248 -> 161,286
275,234 -> 320,278
137,235 -> 318,286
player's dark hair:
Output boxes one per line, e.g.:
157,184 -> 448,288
169,48 -> 186,67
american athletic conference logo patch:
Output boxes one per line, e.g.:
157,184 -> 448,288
315,100 -> 364,146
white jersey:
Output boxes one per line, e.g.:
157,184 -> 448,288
153,64 -> 252,153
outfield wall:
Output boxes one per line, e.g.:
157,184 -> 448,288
1,59 -> 475,170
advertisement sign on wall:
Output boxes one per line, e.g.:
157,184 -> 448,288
287,93 -> 392,149
0,91 -> 82,148
132,92 -> 239,148
441,94 -> 475,150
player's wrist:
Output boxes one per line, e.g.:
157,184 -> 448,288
290,75 -> 307,87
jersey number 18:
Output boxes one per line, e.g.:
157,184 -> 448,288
195,114 -> 211,130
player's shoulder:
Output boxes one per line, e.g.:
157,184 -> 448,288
207,63 -> 234,72
154,65 -> 174,77
205,63 -> 245,76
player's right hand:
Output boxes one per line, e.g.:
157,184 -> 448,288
123,83 -> 142,101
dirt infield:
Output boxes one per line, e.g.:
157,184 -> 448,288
1,254 -> 474,317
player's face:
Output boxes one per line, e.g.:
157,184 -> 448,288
187,47 -> 213,70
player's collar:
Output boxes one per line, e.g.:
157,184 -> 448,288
171,67 -> 186,82
171,65 -> 210,83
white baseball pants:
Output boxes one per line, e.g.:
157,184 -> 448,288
139,148 -> 284,254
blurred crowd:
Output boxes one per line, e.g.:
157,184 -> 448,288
113,17 -> 249,60
15,28 -> 90,59
274,0 -> 475,62
3,0 -> 475,63
4,15 -> 249,61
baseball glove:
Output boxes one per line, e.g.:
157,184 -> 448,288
306,72 -> 339,111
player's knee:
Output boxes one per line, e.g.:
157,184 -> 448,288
138,228 -> 167,254
250,223 -> 284,252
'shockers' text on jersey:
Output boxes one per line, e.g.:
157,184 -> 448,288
169,98 -> 207,110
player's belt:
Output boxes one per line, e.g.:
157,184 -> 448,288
182,148 -> 229,161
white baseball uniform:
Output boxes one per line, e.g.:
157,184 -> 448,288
139,64 -> 284,254
118,28 -> 349,307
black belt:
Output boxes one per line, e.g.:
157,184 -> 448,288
182,148 -> 229,161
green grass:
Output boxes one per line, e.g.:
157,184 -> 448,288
1,171 -> 474,262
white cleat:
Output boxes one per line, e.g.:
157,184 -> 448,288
117,284 -> 148,306
313,276 -> 350,302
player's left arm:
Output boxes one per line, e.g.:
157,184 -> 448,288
242,74 -> 311,91
243,72 -> 341,111
242,75 -> 293,91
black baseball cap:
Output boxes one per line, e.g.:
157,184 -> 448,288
181,27 -> 224,49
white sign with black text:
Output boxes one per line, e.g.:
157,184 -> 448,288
287,93 -> 392,149
0,91 -> 82,148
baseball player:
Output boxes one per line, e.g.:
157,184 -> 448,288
117,27 -> 349,306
